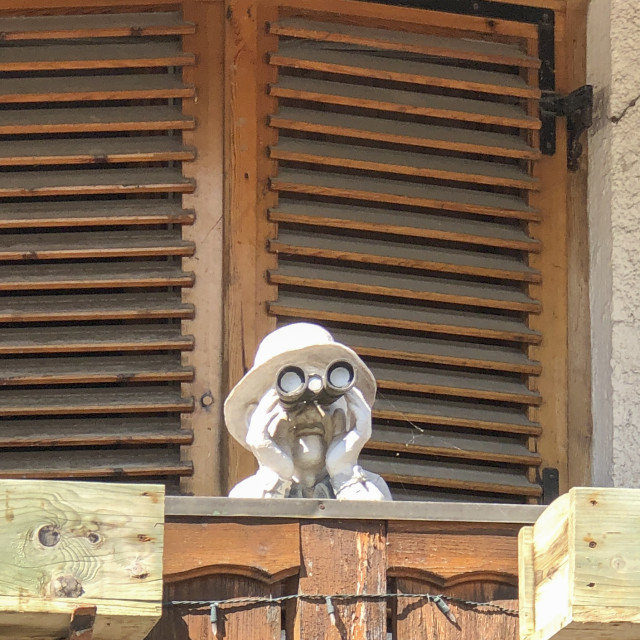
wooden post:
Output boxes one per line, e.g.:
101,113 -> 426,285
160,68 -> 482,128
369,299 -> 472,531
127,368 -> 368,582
293,520 -> 387,640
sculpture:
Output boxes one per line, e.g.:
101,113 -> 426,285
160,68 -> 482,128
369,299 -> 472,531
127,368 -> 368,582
224,323 -> 392,500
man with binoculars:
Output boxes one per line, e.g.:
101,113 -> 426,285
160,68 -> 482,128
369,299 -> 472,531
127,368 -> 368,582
224,323 -> 392,500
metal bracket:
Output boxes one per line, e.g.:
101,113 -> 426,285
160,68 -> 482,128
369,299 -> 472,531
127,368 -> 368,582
540,85 -> 594,171
541,468 -> 560,505
68,606 -> 97,640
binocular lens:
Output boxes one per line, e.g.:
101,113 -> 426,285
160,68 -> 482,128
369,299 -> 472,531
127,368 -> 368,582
277,366 -> 306,394
327,362 -> 354,390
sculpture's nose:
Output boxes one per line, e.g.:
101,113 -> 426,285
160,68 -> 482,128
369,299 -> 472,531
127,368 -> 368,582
307,374 -> 323,398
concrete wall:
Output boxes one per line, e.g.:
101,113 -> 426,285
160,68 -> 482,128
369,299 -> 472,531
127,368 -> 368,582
588,0 -> 640,486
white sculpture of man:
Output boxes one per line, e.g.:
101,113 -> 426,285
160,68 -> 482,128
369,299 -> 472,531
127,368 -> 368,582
224,323 -> 392,500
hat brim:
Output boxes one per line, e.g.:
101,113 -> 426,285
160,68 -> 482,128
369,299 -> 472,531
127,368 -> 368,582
224,343 -> 376,449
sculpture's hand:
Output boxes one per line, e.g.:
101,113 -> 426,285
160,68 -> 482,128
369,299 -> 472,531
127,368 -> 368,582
325,388 -> 372,484
245,389 -> 294,483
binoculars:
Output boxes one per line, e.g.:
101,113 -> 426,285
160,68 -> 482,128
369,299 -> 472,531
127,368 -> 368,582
275,360 -> 356,406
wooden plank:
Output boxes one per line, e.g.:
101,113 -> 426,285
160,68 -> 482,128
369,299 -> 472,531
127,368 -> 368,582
271,229 -> 540,282
0,417 -> 191,447
270,199 -> 540,252
0,136 -> 195,166
0,12 -> 195,40
330,326 -> 541,374
271,138 -> 539,190
0,231 -> 194,261
373,392 -> 541,436
294,521 -> 386,640
270,41 -> 541,99
270,291 -> 542,343
269,17 -> 539,68
270,107 -> 540,160
0,354 -> 194,386
164,522 -> 300,583
0,386 -> 193,417
0,324 -> 194,355
371,361 -> 540,405
270,261 -> 541,313
0,42 -> 194,72
0,106 -> 195,135
270,76 -> 540,129
0,292 -> 194,323
0,262 -> 195,291
360,454 -> 542,496
271,169 -> 538,221
0,74 -> 194,104
0,449 -> 192,478
0,200 -> 194,229
0,168 -> 194,198
367,424 -> 541,466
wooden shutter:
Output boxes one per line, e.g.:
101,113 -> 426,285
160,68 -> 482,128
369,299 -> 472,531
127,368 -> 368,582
227,0 -> 575,502
0,7 -> 200,489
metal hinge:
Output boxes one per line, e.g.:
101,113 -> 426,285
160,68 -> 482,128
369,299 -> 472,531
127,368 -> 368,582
540,85 -> 594,171
541,467 -> 560,505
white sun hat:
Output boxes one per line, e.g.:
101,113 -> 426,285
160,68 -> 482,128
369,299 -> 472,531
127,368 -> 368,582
223,322 -> 376,448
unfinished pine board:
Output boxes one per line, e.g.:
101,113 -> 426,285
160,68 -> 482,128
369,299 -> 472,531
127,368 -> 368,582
367,423 -> 541,466
0,324 -> 193,354
0,136 -> 195,166
271,76 -> 540,129
271,228 -> 538,281
271,137 -> 538,190
270,199 -> 540,251
0,201 -> 194,228
271,41 -> 540,99
372,392 -> 541,435
271,169 -> 538,220
0,106 -> 195,135
0,417 -> 191,447
0,230 -> 194,261
0,480 -> 164,640
269,17 -> 539,68
0,386 -> 193,417
519,487 -> 640,640
270,107 -> 540,159
0,12 -> 195,40
270,290 -> 541,343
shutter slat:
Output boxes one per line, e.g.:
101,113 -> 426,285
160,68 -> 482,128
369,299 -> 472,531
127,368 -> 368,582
330,326 -> 540,373
367,424 -> 542,465
0,75 -> 194,104
0,106 -> 195,135
0,12 -> 195,40
270,107 -> 540,160
0,201 -> 194,229
270,76 -> 540,129
0,167 -> 194,197
271,169 -> 538,220
371,361 -> 540,404
270,261 -> 540,313
269,17 -> 539,68
0,230 -> 194,261
271,291 -> 540,343
0,262 -> 195,291
0,136 -> 195,166
360,454 -> 542,496
271,41 -> 540,99
270,199 -> 539,252
272,137 -> 538,190
0,417 -> 192,447
0,42 -> 194,72
373,392 -> 540,435
0,355 -> 193,386
0,450 -> 193,479
0,292 -> 194,322
0,325 -> 194,355
271,228 -> 539,282
0,386 -> 194,417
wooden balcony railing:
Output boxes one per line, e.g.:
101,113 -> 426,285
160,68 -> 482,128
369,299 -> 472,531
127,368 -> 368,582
150,498 -> 544,640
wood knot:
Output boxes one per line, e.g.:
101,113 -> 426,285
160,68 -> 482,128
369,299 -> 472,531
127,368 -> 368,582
51,575 -> 84,598
127,561 -> 149,580
38,524 -> 60,547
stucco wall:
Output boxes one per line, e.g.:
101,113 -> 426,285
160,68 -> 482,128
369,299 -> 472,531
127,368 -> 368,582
588,0 -> 640,486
